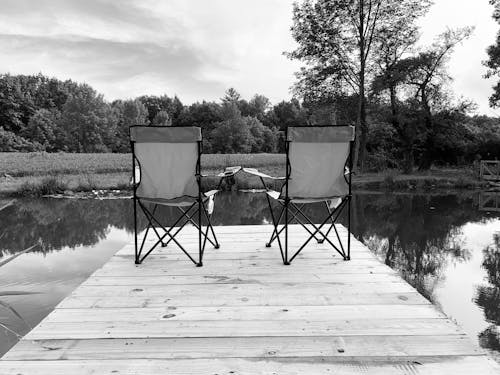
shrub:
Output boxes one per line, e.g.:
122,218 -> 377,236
16,176 -> 68,197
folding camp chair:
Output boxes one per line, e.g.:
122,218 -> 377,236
130,126 -> 240,267
243,125 -> 355,265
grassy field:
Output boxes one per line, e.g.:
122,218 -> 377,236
0,152 -> 488,197
0,152 -> 285,177
0,152 -> 286,196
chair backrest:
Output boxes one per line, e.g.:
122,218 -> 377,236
284,126 -> 355,199
130,126 -> 201,200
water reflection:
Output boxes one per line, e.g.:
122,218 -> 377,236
0,192 -> 500,360
476,233 -> 500,353
479,192 -> 500,212
350,194 -> 486,300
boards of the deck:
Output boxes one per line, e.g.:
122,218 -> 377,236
1,224 -> 499,374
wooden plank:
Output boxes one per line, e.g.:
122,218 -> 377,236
1,356 -> 499,375
25,319 -> 461,340
44,305 -> 446,323
113,250 -> 375,261
3,335 -> 480,361
56,292 -> 430,309
92,263 -> 393,277
68,282 -> 416,299
102,257 -> 382,268
82,272 -> 404,285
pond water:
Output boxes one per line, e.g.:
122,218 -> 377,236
0,192 -> 499,361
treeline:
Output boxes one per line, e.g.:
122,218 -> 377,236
1,73 -> 500,172
0,74 -> 297,154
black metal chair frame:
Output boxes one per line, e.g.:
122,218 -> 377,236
130,126 -> 239,267
249,125 -> 354,265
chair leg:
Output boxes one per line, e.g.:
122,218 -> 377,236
202,201 -> 220,249
284,198 -> 289,265
266,205 -> 285,247
133,197 -> 139,264
162,204 -> 197,247
265,193 -> 286,264
197,199 -> 203,267
138,200 -> 197,265
347,195 -> 351,261
288,199 -> 348,263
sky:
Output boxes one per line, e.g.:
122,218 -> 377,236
0,0 -> 498,115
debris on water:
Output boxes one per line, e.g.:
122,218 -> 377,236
42,191 -> 132,200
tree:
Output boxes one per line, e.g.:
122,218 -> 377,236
240,94 -> 271,122
211,102 -> 253,153
59,84 -> 117,152
268,99 -> 308,130
176,101 -> 224,153
371,27 -> 472,171
288,0 -> 434,170
20,109 -> 59,151
0,127 -> 42,151
138,95 -> 183,125
397,28 -> 472,169
152,110 -> 172,126
288,0 -> 379,170
112,99 -> 149,152
221,88 -> 242,105
484,0 -> 500,107
370,0 -> 432,171
247,116 -> 277,153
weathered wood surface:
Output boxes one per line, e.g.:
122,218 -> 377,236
480,160 -> 500,181
1,224 -> 499,374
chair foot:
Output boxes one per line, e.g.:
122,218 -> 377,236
135,259 -> 141,265
265,243 -> 271,248
197,262 -> 203,267
214,244 -> 220,249
344,256 -> 350,261
317,239 -> 324,244
284,261 -> 290,266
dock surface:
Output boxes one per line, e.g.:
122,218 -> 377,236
1,224 -> 499,374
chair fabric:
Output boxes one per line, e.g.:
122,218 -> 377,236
287,126 -> 355,143
281,126 -> 354,200
130,126 -> 201,143
132,127 -> 200,201
135,142 -> 198,200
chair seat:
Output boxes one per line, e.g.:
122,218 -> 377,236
266,190 -> 343,208
139,190 -> 219,207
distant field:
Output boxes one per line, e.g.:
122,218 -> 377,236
0,152 -> 285,177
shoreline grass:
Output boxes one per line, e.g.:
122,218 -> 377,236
0,152 -> 490,197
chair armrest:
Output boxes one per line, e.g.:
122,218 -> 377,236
242,168 -> 285,180
130,166 -> 141,186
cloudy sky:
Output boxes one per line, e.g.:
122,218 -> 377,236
0,0 -> 498,114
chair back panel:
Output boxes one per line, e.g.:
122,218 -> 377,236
131,127 -> 199,200
286,126 -> 354,199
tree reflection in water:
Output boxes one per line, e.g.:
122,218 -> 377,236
476,233 -> 500,352
348,193 -> 493,301
0,194 -> 274,257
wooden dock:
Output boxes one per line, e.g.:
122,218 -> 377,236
1,224 -> 499,374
